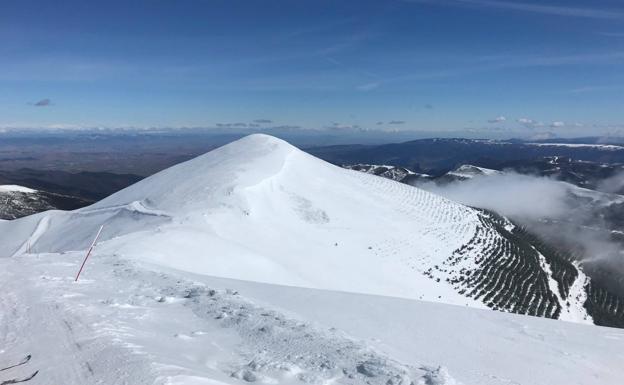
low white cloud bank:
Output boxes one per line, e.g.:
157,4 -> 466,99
424,173 -> 570,220
419,172 -> 624,270
597,171 -> 624,194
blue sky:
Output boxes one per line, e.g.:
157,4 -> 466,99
1,0 -> 624,138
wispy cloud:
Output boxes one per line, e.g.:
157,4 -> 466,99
356,82 -> 380,91
517,117 -> 544,128
569,85 -> 624,94
269,125 -> 302,130
550,121 -> 565,128
388,120 -> 406,125
410,0 -> 624,20
253,119 -> 273,124
488,116 -> 506,123
33,98 -> 51,107
216,122 -> 248,128
326,122 -> 361,130
599,32 -> 624,38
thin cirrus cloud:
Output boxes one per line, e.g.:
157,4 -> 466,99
409,0 -> 624,20
253,119 -> 273,124
388,120 -> 406,125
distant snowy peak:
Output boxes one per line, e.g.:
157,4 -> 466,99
527,142 -> 624,151
0,184 -> 89,220
342,163 -> 431,183
435,164 -> 504,184
0,185 -> 49,220
0,184 -> 37,193
446,164 -> 502,180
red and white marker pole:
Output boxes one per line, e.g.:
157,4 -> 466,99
75,225 -> 104,282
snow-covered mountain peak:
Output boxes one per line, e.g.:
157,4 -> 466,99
92,133 -> 302,213
0,135 -> 593,323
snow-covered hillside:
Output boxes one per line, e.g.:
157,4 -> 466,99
2,250 -> 623,385
360,163 -> 624,327
1,135 -> 622,384
0,135 -> 589,319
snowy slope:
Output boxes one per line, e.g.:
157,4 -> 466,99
0,135 -> 591,318
1,251 -> 622,385
0,135 -> 482,306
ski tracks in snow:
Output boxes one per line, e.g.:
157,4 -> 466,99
11,216 -> 50,257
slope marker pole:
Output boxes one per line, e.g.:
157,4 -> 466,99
75,225 -> 104,282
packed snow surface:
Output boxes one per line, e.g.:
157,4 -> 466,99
1,251 -> 623,385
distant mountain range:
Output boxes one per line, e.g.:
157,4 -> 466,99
308,138 -> 624,176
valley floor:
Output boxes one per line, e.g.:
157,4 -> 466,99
1,251 -> 623,385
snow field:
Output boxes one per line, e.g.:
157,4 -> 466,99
1,251 -> 458,385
